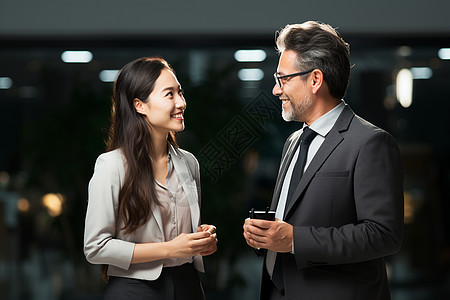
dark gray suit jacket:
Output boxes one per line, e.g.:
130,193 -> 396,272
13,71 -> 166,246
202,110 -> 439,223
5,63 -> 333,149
261,104 -> 404,300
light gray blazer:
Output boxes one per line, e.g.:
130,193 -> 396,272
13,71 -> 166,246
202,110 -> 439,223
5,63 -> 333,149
83,144 -> 204,281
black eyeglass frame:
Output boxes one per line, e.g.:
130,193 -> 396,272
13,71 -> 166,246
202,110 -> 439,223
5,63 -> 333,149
273,68 -> 316,88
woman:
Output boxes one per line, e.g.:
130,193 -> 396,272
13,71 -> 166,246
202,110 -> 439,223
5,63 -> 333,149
84,57 -> 217,299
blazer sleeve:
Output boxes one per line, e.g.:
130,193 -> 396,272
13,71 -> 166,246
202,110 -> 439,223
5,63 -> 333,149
83,152 -> 135,270
293,130 -> 404,268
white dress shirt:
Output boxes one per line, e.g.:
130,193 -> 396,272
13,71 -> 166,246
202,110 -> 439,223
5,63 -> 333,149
275,101 -> 345,253
155,153 -> 193,267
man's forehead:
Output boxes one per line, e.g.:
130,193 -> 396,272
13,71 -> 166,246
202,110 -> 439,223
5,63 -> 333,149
277,50 -> 298,72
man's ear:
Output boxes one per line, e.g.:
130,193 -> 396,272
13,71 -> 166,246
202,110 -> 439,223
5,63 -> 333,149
310,69 -> 324,95
134,98 -> 146,115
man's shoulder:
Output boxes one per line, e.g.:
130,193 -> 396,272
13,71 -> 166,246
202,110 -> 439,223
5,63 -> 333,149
347,114 -> 398,147
351,114 -> 388,135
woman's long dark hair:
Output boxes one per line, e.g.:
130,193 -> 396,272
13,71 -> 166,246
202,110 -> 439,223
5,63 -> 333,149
107,57 -> 178,234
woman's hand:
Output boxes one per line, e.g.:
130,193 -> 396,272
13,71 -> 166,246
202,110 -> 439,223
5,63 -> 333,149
168,230 -> 216,258
197,224 -> 218,256
197,224 -> 216,234
132,226 -> 218,264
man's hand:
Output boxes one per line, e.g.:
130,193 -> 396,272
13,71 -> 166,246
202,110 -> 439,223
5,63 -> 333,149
243,218 -> 293,253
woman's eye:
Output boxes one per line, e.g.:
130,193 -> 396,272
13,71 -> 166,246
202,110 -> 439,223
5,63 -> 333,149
166,92 -> 173,97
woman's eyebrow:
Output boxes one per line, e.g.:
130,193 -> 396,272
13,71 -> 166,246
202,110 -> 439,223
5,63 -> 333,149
161,85 -> 181,93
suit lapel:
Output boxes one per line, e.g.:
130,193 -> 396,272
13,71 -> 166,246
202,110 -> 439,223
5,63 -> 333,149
270,131 -> 302,210
283,105 -> 355,219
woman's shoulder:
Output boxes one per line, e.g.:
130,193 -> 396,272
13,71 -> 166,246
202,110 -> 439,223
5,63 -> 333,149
94,149 -> 126,171
96,148 -> 124,162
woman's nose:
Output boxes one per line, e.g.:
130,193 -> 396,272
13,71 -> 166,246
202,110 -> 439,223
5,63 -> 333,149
176,95 -> 186,110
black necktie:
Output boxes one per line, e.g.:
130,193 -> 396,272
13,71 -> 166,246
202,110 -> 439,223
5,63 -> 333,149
267,127 -> 318,292
286,127 -> 318,208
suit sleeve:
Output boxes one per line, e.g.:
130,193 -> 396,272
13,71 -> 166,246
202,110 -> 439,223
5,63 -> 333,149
293,130 -> 404,268
83,152 -> 135,270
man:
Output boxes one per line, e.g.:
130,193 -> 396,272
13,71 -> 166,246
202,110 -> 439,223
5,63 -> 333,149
243,21 -> 404,300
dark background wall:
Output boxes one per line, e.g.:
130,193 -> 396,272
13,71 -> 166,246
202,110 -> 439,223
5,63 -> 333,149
1,0 -> 450,35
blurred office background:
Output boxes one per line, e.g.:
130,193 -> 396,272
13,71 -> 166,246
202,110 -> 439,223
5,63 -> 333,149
1,0 -> 450,299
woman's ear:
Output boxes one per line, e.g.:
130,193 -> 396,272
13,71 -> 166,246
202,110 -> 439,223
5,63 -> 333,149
310,69 -> 324,95
134,98 -> 146,115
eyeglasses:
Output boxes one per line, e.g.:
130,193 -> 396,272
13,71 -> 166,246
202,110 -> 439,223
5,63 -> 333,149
273,69 -> 315,88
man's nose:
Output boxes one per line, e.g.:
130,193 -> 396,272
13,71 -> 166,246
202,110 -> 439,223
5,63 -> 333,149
273,84 -> 282,96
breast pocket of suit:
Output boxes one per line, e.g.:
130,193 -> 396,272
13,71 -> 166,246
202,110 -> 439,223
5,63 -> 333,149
305,170 -> 355,226
315,171 -> 350,178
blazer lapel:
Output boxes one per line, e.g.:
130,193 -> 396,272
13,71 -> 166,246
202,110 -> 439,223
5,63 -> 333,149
283,105 -> 354,219
270,131 -> 302,210
150,198 -> 164,238
169,146 -> 201,232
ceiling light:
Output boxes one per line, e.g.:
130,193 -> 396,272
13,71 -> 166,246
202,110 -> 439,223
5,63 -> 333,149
411,67 -> 433,80
234,50 -> 267,62
438,48 -> 450,60
61,51 -> 93,63
238,68 -> 264,81
99,70 -> 120,82
0,77 -> 13,89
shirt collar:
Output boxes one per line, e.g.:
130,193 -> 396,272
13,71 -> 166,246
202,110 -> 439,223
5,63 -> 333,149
168,143 -> 178,157
304,101 -> 345,137
167,152 -> 174,174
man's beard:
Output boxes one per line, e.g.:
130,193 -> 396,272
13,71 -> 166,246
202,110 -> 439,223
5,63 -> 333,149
282,95 -> 313,122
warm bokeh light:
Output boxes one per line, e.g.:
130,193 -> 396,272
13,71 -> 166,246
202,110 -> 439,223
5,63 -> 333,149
396,68 -> 413,108
0,171 -> 10,188
403,190 -> 424,224
42,193 -> 65,217
17,198 -> 30,213
396,45 -> 412,57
